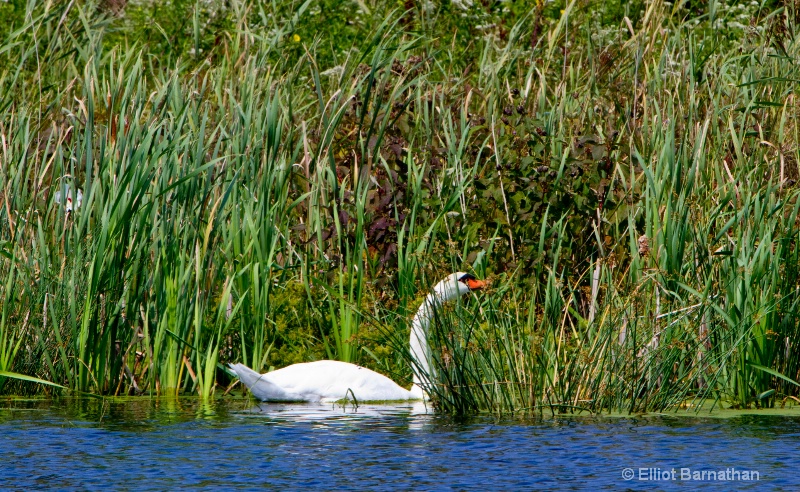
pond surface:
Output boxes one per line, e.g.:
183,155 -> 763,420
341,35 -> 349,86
2,398 -> 799,490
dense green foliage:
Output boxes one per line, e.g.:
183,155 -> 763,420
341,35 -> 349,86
2,0 -> 800,414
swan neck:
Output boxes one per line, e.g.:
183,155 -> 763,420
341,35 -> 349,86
409,383 -> 426,400
409,292 -> 440,392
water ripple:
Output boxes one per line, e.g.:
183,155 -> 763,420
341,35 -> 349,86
1,399 -> 798,490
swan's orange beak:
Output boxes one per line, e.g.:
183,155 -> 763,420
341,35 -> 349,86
466,278 -> 486,291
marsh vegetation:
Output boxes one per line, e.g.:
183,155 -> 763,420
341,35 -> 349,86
2,0 -> 800,414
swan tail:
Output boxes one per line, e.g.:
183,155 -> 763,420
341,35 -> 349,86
229,363 -> 296,401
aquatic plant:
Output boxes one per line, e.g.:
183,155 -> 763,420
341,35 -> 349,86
1,0 -> 800,414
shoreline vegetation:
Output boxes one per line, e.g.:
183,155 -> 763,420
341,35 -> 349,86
2,0 -> 800,415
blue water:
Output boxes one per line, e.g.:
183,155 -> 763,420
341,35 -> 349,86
2,398 -> 798,490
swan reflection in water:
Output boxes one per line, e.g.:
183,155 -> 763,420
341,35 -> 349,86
240,400 -> 432,426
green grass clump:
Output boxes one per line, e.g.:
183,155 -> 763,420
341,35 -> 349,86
2,0 -> 800,415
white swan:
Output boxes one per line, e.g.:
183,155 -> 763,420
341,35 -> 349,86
229,272 -> 485,402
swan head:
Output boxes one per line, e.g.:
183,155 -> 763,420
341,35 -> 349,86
431,272 -> 486,302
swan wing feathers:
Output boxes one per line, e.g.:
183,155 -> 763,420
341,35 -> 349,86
231,361 -> 413,402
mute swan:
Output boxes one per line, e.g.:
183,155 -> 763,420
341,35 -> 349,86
229,272 -> 485,402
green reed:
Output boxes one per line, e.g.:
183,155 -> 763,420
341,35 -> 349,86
2,0 -> 800,414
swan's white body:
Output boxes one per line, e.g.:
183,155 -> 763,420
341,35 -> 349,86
229,360 -> 421,402
229,273 -> 481,402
